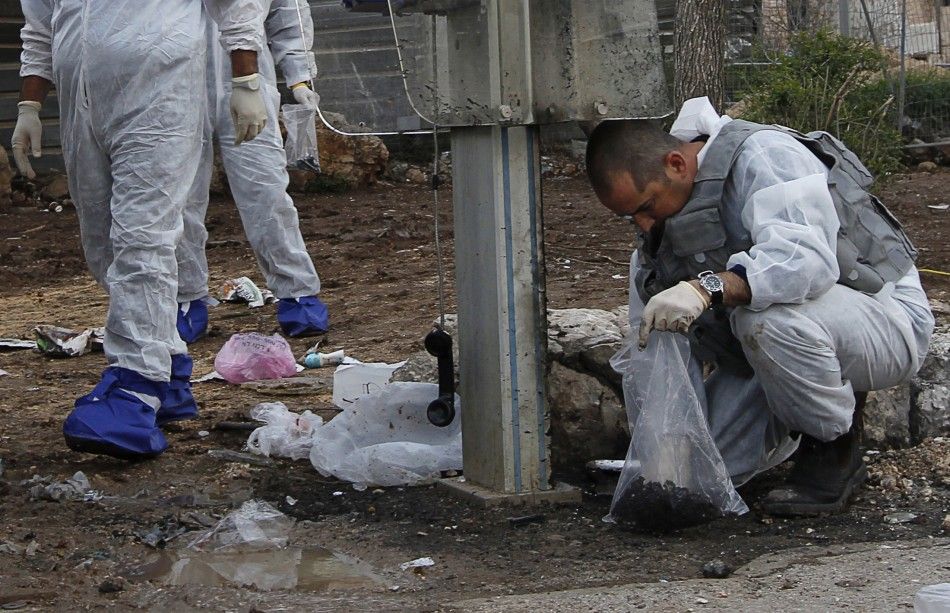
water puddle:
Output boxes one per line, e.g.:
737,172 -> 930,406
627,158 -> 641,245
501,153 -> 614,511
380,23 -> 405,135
125,547 -> 384,592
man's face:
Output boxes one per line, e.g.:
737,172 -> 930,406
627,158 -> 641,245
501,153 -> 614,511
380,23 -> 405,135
597,151 -> 697,232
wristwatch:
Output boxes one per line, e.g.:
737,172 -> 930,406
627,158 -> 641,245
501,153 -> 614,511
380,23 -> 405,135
698,270 -> 724,306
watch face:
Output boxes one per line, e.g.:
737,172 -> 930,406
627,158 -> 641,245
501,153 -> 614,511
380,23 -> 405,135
701,275 -> 724,293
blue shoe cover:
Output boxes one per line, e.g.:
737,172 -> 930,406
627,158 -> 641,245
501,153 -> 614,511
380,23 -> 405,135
277,296 -> 329,337
64,367 -> 168,460
177,299 -> 209,344
157,354 -> 198,426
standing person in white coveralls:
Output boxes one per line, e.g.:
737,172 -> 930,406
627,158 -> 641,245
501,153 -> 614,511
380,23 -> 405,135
175,0 -> 328,350
12,0 -> 268,460
585,97 -> 934,516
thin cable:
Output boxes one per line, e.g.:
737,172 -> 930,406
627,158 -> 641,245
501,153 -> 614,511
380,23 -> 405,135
431,124 -> 446,328
385,0 -> 439,126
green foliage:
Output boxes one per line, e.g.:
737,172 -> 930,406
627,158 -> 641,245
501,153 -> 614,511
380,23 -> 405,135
736,29 -> 903,178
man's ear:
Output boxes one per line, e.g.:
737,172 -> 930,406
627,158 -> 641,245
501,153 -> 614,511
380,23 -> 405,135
663,150 -> 689,178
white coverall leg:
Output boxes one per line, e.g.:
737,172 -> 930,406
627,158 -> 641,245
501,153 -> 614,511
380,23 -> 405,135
177,0 -> 320,304
732,270 -> 934,442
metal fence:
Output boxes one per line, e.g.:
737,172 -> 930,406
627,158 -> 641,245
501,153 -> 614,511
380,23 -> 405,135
721,0 -> 950,145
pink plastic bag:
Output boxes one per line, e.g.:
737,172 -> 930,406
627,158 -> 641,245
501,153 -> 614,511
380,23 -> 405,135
214,333 -> 298,384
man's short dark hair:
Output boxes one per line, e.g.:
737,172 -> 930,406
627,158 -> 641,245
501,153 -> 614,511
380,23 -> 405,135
585,119 -> 683,198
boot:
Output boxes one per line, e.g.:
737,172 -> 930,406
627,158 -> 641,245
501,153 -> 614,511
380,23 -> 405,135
760,393 -> 868,517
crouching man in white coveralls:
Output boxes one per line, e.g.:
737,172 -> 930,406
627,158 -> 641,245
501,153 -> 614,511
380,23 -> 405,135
586,97 -> 934,516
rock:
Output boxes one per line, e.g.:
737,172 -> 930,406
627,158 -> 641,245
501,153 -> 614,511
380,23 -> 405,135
98,577 -> 126,593
864,384 -> 912,448
906,139 -> 933,164
391,315 -> 460,385
547,308 -> 626,387
910,329 -> 950,443
0,146 -> 12,209
317,111 -> 389,187
405,167 -> 427,184
388,161 -> 410,182
287,168 -> 311,193
702,559 -> 732,578
917,161 -> 938,173
548,361 -> 628,471
40,173 -> 69,201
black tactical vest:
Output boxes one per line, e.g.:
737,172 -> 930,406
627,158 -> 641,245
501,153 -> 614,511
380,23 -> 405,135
636,119 -> 918,302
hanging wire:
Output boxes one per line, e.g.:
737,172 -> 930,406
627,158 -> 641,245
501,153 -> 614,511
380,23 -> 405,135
431,123 -> 446,328
295,0 -> 437,136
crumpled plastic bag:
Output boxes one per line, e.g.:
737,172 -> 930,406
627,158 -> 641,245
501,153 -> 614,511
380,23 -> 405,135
214,333 -> 298,384
247,402 -> 323,461
607,252 -> 747,532
188,500 -> 294,551
309,382 -> 461,490
282,103 -> 320,173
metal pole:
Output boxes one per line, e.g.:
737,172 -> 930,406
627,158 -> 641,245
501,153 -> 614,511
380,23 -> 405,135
897,0 -> 907,133
838,0 -> 851,37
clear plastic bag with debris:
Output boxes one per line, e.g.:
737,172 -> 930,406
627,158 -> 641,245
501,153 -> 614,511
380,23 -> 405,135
188,500 -> 294,551
606,252 -> 747,532
282,104 -> 320,173
247,402 -> 323,461
309,382 -> 462,490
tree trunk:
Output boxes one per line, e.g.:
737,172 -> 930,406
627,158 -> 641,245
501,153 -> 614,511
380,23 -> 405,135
673,0 -> 727,111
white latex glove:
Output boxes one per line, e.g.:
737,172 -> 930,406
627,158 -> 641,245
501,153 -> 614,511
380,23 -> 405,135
638,281 -> 711,349
11,101 -> 42,179
230,73 -> 267,145
291,83 -> 320,110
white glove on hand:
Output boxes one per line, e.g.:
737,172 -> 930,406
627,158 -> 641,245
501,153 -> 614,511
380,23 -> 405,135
638,281 -> 711,349
230,73 -> 267,145
11,101 -> 42,179
291,84 -> 320,110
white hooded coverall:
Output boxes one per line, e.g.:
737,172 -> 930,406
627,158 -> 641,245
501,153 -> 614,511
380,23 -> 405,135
19,0 -> 265,381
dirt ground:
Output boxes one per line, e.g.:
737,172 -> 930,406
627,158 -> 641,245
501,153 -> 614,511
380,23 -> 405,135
0,170 -> 948,611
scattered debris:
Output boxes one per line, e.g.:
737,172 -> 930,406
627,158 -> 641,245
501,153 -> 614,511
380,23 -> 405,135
207,449 -> 275,467
884,512 -> 918,524
213,421 -> 258,432
247,402 -> 323,461
136,517 -> 190,548
285,496 -> 298,506
214,333 -> 298,384
97,577 -> 126,594
400,557 -> 435,571
192,370 -> 225,384
0,540 -> 22,555
33,325 -> 103,358
301,349 -> 346,369
0,338 -> 36,351
219,277 -> 275,308
188,500 -> 294,551
197,430 -> 210,438
508,514 -> 545,527
927,203 -> 949,212
0,369 -> 8,377
701,559 -> 733,579
23,472 -> 94,502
